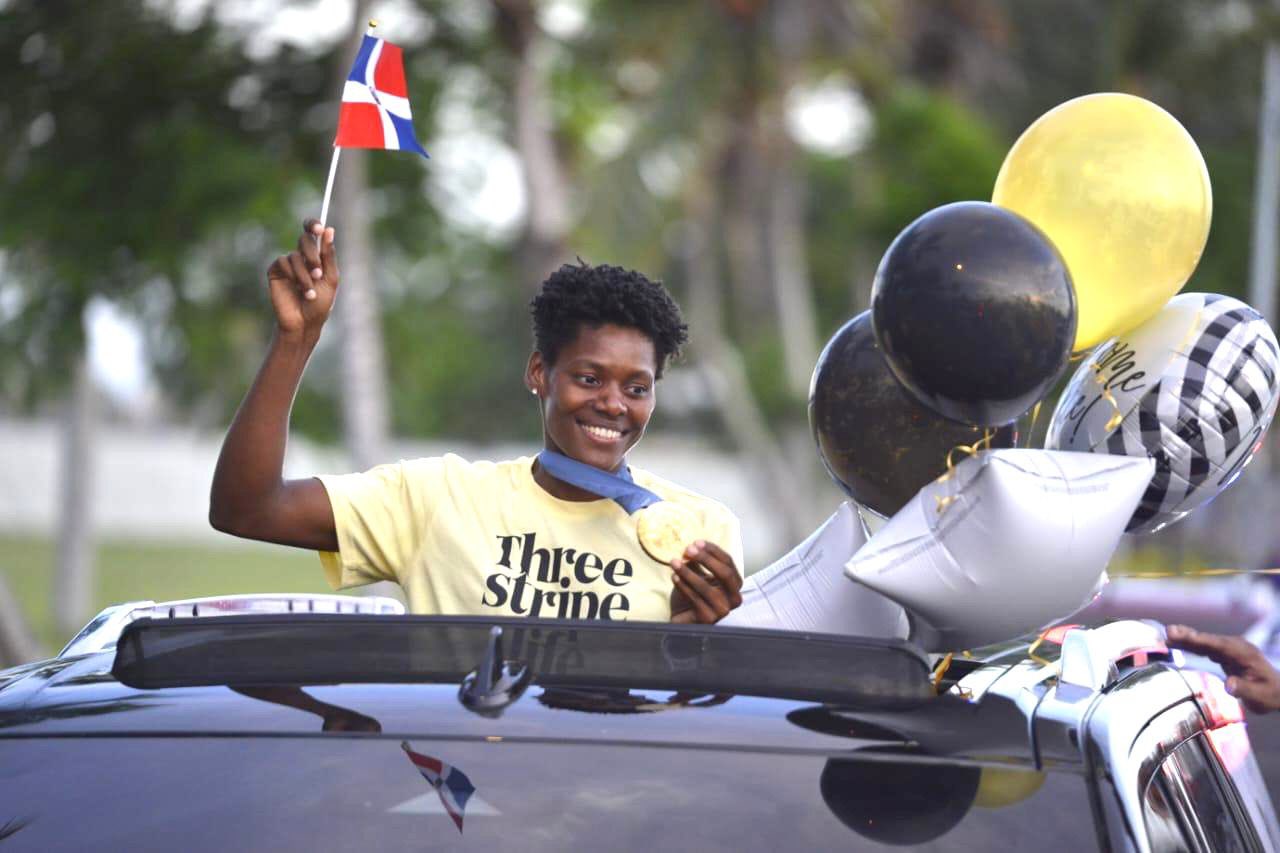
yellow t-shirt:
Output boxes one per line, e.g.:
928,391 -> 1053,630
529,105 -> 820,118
317,454 -> 744,622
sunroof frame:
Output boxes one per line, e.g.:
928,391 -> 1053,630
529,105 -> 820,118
113,614 -> 935,708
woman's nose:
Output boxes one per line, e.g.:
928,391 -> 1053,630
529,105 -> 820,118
595,386 -> 626,416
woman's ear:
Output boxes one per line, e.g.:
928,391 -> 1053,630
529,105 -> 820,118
525,351 -> 545,397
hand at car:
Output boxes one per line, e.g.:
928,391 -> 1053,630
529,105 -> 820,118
1166,624 -> 1280,715
267,218 -> 339,342
669,540 -> 743,624
320,707 -> 383,734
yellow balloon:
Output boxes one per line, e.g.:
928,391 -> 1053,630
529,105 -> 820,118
993,93 -> 1212,352
973,767 -> 1046,809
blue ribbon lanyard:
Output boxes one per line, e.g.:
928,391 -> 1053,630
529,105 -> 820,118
535,450 -> 662,514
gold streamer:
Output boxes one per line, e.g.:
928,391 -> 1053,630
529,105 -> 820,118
1026,634 -> 1055,667
1120,567 -> 1280,579
934,430 -> 996,514
1090,362 -> 1125,433
932,652 -> 955,692
1024,401 -> 1043,449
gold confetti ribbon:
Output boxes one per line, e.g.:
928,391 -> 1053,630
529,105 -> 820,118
1025,634 -> 1055,667
934,429 -> 996,514
1023,401 -> 1043,448
1120,567 -> 1280,579
1090,361 -> 1125,433
932,652 -> 955,692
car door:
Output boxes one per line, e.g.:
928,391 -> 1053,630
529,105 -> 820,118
1082,667 -> 1279,852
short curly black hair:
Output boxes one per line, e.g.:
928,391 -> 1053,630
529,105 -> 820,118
530,261 -> 689,378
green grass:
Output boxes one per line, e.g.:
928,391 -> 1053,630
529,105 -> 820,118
0,534 -> 329,655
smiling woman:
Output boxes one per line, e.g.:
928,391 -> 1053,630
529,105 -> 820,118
208,221 -> 744,624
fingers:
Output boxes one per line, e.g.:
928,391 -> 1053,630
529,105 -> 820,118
320,226 -> 338,283
1227,675 -> 1280,715
684,540 -> 743,599
286,250 -> 317,301
296,228 -> 323,282
671,559 -> 732,622
1166,625 -> 1259,674
266,252 -> 308,292
298,219 -> 338,299
267,255 -> 290,283
671,560 -> 717,622
1168,624 -> 1280,714
691,540 -> 742,589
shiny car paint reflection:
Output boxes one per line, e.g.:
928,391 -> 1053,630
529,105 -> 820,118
0,736 -> 1100,852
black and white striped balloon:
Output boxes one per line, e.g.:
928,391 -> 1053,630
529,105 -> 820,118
1046,293 -> 1280,534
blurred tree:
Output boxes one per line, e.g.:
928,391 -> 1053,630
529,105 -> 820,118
157,1 -> 540,446
0,0 -> 309,630
0,573 -> 42,667
492,0 -> 573,291
3,0 -> 1276,581
330,2 -> 391,472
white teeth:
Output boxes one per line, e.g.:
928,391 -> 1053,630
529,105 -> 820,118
583,424 -> 622,440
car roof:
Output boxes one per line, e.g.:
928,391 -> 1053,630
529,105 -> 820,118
7,607 -> 1257,853
0,609 -> 1206,775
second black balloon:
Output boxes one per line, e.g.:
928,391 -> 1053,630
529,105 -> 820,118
810,311 -> 1016,518
870,201 -> 1076,427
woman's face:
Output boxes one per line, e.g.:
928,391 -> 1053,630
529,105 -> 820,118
527,323 -> 658,472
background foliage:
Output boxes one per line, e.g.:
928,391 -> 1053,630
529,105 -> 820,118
2,0 -> 1280,652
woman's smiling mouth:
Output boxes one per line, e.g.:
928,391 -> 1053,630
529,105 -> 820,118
579,421 -> 626,442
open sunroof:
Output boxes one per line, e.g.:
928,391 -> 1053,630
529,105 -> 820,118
113,615 -> 935,708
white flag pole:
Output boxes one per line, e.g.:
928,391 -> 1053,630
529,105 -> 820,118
318,146 -> 342,232
316,19 -> 378,249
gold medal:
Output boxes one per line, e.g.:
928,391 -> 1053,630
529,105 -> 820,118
636,502 -> 702,564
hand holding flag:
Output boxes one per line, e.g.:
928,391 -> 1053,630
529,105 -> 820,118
266,219 -> 338,334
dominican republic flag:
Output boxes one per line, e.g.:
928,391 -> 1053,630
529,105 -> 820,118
401,742 -> 476,833
335,35 -> 429,157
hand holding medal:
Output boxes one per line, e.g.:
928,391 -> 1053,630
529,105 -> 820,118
668,539 -> 743,624
536,451 -> 742,622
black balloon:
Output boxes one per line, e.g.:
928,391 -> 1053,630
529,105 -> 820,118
820,756 -> 980,845
871,201 -> 1076,427
810,312 -> 1016,518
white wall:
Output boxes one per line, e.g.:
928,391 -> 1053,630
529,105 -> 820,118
0,418 -> 829,568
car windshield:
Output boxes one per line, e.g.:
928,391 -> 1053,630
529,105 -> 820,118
112,614 -> 934,708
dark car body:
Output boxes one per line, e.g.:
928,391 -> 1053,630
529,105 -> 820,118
0,597 -> 1275,851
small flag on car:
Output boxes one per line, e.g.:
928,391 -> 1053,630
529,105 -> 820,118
334,33 -> 429,157
400,742 -> 476,833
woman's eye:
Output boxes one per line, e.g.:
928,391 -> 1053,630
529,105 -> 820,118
578,374 -> 599,386
629,385 -> 651,396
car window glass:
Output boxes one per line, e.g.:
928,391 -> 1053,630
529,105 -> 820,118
1145,734 -> 1252,853
1207,723 -> 1280,850
1168,736 -> 1250,852
1144,773 -> 1197,853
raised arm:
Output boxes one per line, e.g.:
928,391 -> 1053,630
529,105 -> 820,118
209,219 -> 340,552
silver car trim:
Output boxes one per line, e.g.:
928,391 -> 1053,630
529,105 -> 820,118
58,593 -> 405,658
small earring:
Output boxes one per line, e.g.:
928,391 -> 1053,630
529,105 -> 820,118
530,387 -> 538,396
